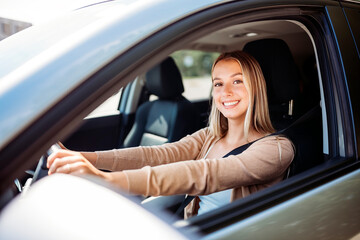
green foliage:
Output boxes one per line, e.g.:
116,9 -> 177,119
171,50 -> 220,78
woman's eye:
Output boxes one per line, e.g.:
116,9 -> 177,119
234,80 -> 243,84
214,82 -> 222,87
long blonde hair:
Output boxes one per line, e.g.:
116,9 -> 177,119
208,51 -> 275,139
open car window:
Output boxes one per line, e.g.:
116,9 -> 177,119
68,15 -> 328,222
137,17 -> 327,220
171,50 -> 218,102
65,17 -> 326,213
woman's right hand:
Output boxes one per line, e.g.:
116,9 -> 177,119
47,148 -> 129,192
47,149 -> 99,176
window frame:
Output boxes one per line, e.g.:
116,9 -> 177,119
154,4 -> 358,235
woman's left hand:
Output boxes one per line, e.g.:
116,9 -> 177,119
47,149 -> 104,178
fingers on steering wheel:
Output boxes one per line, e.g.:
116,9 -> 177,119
53,163 -> 72,174
48,155 -> 82,175
47,149 -> 74,169
64,162 -> 87,175
54,161 -> 87,175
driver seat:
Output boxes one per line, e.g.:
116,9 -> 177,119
243,38 -> 324,177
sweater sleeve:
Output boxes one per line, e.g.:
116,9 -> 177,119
122,136 -> 294,196
95,128 -> 209,171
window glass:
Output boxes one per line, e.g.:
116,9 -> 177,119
86,89 -> 122,118
171,50 -> 219,101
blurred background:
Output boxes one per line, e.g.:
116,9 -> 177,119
0,0 -> 102,40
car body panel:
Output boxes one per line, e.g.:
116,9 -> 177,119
204,168 -> 360,240
342,3 -> 360,155
326,4 -> 360,156
0,174 -> 189,240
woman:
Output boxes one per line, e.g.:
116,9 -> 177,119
47,51 -> 294,218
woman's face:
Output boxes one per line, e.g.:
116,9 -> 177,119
212,59 -> 250,122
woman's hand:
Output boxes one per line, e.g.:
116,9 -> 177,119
47,148 -> 129,192
47,149 -> 103,178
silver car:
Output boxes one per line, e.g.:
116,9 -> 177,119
0,0 -> 359,239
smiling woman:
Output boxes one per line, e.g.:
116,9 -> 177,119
46,50 -> 294,219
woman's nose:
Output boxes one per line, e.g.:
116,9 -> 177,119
222,83 -> 233,96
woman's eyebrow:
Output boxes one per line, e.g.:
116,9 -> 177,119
231,72 -> 243,77
212,72 -> 243,81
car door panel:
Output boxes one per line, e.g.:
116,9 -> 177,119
63,114 -> 122,151
204,168 -> 360,240
63,83 -> 139,151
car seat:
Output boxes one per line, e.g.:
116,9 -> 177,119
243,38 -> 324,176
122,57 -> 200,147
244,38 -> 302,130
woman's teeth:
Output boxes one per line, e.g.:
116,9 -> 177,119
223,101 -> 239,106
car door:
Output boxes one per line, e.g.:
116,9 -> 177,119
339,0 -> 360,152
62,89 -> 124,151
1,0 -> 360,239
178,1 -> 360,239
62,79 -> 142,151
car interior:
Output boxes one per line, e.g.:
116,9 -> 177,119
15,18 -> 326,225
122,56 -> 201,148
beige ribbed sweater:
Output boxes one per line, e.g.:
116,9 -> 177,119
95,127 -> 294,217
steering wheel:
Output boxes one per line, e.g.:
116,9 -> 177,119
32,143 -> 62,183
14,143 -> 62,194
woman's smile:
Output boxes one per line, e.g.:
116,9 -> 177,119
222,100 -> 240,108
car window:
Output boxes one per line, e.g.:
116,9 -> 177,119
148,50 -> 218,102
171,50 -> 219,101
171,11 -> 348,237
86,89 -> 122,118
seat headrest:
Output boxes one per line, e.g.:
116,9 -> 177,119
145,57 -> 184,99
243,38 -> 301,104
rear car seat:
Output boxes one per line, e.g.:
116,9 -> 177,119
123,57 -> 201,147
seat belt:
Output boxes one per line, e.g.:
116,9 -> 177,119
174,140 -> 257,217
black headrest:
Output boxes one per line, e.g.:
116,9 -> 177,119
145,57 -> 184,99
243,38 -> 301,104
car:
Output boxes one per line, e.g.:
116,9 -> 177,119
0,0 -> 359,239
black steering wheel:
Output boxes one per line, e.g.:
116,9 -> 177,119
12,143 -> 62,195
32,143 -> 62,183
